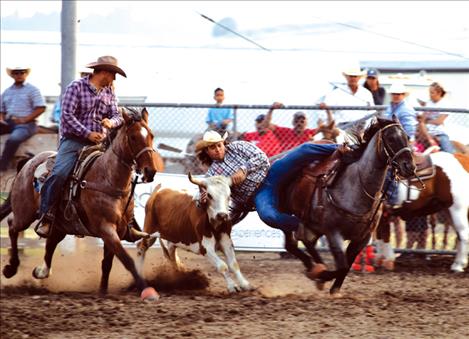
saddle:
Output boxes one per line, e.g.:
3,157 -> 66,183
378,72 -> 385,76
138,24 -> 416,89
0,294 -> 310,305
284,145 -> 348,223
34,144 -> 105,236
410,153 -> 435,182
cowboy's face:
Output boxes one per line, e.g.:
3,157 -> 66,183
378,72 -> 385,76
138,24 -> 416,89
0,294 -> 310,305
391,92 -> 405,104
255,120 -> 266,134
11,70 -> 28,84
345,74 -> 361,87
101,70 -> 116,87
207,141 -> 226,161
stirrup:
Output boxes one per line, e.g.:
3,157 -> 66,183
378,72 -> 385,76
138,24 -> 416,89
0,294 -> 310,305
34,213 -> 54,238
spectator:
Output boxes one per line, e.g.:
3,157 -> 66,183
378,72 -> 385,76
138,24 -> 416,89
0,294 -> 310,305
418,82 -> 455,153
206,88 -> 234,133
320,67 -> 374,127
262,102 -> 317,153
0,66 -> 46,171
363,68 -> 386,105
382,82 -> 419,260
241,114 -> 282,157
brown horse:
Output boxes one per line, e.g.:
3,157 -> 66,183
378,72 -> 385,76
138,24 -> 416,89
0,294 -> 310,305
281,118 -> 415,295
0,108 -> 163,301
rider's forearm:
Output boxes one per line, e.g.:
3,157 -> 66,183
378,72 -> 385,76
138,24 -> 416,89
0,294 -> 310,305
23,106 -> 46,123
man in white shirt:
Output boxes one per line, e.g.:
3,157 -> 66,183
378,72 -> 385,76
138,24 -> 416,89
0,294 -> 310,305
319,67 -> 374,129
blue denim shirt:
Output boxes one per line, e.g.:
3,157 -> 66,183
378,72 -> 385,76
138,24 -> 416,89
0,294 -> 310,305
384,101 -> 417,141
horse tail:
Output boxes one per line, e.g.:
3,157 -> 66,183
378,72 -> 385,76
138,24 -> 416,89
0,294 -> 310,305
0,153 -> 34,221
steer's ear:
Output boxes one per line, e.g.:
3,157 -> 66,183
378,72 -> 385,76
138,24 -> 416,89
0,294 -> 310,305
226,176 -> 233,187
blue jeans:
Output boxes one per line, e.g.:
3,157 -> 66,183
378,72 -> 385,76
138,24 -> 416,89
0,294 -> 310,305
0,119 -> 37,170
435,134 -> 455,153
254,143 -> 339,232
39,137 -> 90,215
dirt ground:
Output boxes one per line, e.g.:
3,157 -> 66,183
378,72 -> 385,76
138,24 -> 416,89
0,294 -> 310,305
0,239 -> 468,339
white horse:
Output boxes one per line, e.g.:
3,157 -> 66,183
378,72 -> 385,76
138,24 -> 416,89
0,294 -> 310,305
380,151 -> 469,272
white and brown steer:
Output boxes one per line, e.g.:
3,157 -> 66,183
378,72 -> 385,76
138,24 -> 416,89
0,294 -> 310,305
137,173 -> 253,293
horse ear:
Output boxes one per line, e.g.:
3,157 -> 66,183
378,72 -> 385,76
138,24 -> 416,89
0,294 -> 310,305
391,114 -> 399,123
141,108 -> 149,123
122,110 -> 132,125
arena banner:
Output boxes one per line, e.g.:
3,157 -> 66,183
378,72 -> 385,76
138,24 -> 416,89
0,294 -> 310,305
133,173 -> 285,252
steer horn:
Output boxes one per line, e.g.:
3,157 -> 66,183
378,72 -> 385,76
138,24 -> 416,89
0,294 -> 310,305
188,172 -> 206,188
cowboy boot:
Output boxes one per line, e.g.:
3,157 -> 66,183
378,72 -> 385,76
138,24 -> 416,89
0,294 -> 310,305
35,211 -> 55,238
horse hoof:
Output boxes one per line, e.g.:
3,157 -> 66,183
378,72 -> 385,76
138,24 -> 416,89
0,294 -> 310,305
3,265 -> 18,279
330,290 -> 343,298
141,287 -> 160,302
383,260 -> 395,271
32,266 -> 49,279
305,263 -> 327,280
315,280 -> 326,291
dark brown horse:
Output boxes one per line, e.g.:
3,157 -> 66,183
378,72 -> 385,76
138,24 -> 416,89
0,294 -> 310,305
0,108 -> 163,301
281,118 -> 415,295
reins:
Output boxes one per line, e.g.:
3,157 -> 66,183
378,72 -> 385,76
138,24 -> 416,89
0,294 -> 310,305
325,123 -> 412,224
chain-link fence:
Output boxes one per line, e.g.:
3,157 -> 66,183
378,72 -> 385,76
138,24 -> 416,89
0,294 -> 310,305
120,102 -> 469,254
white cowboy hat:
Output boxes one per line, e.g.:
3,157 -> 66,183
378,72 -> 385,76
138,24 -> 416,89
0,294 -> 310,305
389,83 -> 408,94
85,55 -> 127,77
195,130 -> 228,153
6,66 -> 31,77
342,67 -> 365,77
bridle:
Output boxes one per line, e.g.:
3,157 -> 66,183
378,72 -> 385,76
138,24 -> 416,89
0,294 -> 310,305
326,122 -> 413,223
111,119 -> 156,172
377,123 -> 413,171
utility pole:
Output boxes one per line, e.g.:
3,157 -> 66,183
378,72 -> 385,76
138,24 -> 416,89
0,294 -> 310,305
61,0 -> 77,95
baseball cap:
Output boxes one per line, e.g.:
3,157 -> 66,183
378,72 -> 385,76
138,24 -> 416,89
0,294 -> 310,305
255,114 -> 266,122
367,68 -> 380,78
293,111 -> 306,119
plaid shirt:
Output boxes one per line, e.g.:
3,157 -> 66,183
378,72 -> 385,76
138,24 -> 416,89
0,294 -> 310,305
60,76 -> 123,139
207,141 -> 270,207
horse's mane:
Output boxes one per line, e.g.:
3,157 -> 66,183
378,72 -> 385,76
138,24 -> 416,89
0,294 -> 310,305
341,118 -> 396,164
102,107 -> 143,148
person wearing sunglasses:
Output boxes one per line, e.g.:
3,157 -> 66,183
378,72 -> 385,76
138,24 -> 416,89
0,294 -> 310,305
260,102 -> 317,153
0,66 -> 46,171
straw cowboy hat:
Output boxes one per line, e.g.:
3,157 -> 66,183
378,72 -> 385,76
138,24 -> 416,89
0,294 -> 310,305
85,55 -> 127,77
195,130 -> 228,152
389,83 -> 408,94
342,67 -> 365,77
6,66 -> 31,77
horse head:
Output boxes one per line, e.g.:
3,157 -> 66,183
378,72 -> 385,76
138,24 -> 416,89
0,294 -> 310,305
375,116 -> 415,178
121,107 -> 159,182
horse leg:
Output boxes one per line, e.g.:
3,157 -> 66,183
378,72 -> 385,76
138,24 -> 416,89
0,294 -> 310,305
99,245 -> 114,295
448,207 -> 469,272
283,231 -> 314,271
429,214 -> 437,250
32,228 -> 66,279
329,236 -> 370,296
303,237 -> 325,265
3,217 -> 22,278
316,231 -> 347,285
101,227 -> 159,301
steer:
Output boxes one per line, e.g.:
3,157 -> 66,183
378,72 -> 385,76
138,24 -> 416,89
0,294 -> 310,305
137,173 -> 253,293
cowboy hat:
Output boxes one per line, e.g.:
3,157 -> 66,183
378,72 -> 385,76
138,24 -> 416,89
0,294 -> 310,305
389,83 -> 407,94
6,66 -> 31,77
342,67 -> 365,77
85,55 -> 127,77
195,130 -> 228,153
